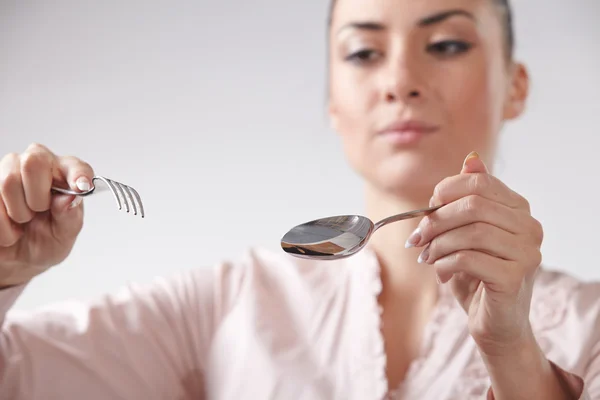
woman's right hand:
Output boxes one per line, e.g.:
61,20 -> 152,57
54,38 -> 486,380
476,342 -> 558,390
0,143 -> 94,288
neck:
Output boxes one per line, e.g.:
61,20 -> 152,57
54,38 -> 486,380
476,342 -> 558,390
364,183 -> 438,303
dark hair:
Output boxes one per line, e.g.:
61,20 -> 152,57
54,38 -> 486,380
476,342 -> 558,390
327,0 -> 515,59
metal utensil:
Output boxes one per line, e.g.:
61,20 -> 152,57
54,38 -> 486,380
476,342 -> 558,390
51,176 -> 145,218
280,205 -> 442,260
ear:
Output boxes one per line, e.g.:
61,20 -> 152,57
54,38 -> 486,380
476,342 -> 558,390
503,62 -> 530,120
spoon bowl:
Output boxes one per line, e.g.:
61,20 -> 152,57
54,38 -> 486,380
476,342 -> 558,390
280,205 -> 442,260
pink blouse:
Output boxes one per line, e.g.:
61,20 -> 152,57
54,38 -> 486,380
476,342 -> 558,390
0,246 -> 598,399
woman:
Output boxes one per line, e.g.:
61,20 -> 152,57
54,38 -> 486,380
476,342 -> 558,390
0,0 -> 598,399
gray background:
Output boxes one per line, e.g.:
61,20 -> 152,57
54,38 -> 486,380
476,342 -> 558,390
1,0 -> 599,310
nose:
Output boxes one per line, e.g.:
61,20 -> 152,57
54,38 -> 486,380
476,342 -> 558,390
380,53 -> 426,104
385,89 -> 421,102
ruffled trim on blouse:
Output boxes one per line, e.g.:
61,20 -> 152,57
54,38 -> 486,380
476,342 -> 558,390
358,246 -> 458,399
364,248 -> 388,400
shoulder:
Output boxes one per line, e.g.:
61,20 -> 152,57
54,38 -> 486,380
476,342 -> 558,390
531,267 -> 600,316
530,266 -> 600,341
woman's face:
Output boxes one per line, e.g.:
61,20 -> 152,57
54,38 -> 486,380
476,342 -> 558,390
328,0 -> 528,199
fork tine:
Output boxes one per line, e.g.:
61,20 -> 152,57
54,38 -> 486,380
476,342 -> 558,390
112,181 -> 130,213
128,186 -> 145,218
93,177 -> 123,211
127,186 -> 145,218
120,183 -> 138,216
90,176 -> 144,218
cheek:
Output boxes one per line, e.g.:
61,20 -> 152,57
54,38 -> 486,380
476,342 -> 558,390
330,68 -> 380,175
440,60 -> 505,148
330,68 -> 378,132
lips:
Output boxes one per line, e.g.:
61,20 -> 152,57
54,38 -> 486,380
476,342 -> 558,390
378,120 -> 440,145
379,120 -> 440,135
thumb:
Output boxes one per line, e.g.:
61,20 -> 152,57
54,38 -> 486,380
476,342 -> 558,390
461,151 -> 489,174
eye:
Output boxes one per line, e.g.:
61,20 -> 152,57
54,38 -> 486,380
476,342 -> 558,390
344,49 -> 381,65
427,40 -> 473,56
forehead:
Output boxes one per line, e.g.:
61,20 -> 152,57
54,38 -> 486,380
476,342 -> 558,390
330,0 -> 493,30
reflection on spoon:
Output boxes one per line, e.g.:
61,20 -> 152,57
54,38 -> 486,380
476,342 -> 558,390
280,205 -> 442,260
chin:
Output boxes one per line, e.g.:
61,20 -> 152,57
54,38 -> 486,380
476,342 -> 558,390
365,154 -> 454,201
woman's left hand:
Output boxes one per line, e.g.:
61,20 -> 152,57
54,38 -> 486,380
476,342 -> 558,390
405,151 -> 544,356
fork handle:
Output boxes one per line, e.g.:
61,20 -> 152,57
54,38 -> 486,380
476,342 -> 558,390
51,186 -> 97,196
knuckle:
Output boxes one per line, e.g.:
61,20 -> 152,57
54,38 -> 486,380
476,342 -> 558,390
62,156 -> 94,176
461,195 -> 483,218
520,196 -> 531,211
0,169 -> 21,194
0,152 -> 19,166
432,178 -> 450,203
0,153 -> 19,181
80,161 -> 94,176
530,250 -> 542,268
26,142 -> 48,153
530,217 -> 544,243
470,173 -> 492,193
453,250 -> 471,266
20,150 -> 51,175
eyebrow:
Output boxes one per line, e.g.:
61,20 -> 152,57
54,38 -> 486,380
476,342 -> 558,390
336,9 -> 476,35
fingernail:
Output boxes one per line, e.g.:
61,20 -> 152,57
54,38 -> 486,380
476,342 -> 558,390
429,196 -> 435,207
69,196 -> 83,209
417,246 -> 430,264
462,151 -> 480,168
436,273 -> 441,285
76,177 -> 90,192
405,227 -> 422,248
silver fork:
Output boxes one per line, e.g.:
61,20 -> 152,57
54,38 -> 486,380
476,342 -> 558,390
51,176 -> 145,218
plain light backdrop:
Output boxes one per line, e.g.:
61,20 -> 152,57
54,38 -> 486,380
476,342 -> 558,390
1,0 -> 599,310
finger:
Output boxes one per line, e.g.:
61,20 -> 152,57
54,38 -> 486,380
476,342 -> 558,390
407,195 -> 528,248
0,197 -> 23,247
50,193 -> 79,215
430,172 -> 529,211
48,155 -> 93,241
55,156 -> 95,192
447,271 -> 481,312
433,250 -> 517,289
417,222 -> 524,265
0,153 -> 35,223
460,151 -> 489,174
50,192 -> 84,241
20,143 -> 55,213
49,155 -> 94,218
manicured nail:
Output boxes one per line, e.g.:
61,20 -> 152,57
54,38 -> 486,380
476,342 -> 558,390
76,177 -> 90,192
69,196 -> 83,209
462,151 -> 480,168
405,227 -> 422,248
417,246 -> 430,264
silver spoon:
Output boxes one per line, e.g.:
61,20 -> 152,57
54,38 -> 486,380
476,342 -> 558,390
280,205 -> 442,260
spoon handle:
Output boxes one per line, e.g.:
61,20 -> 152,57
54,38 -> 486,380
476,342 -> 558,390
373,205 -> 443,231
